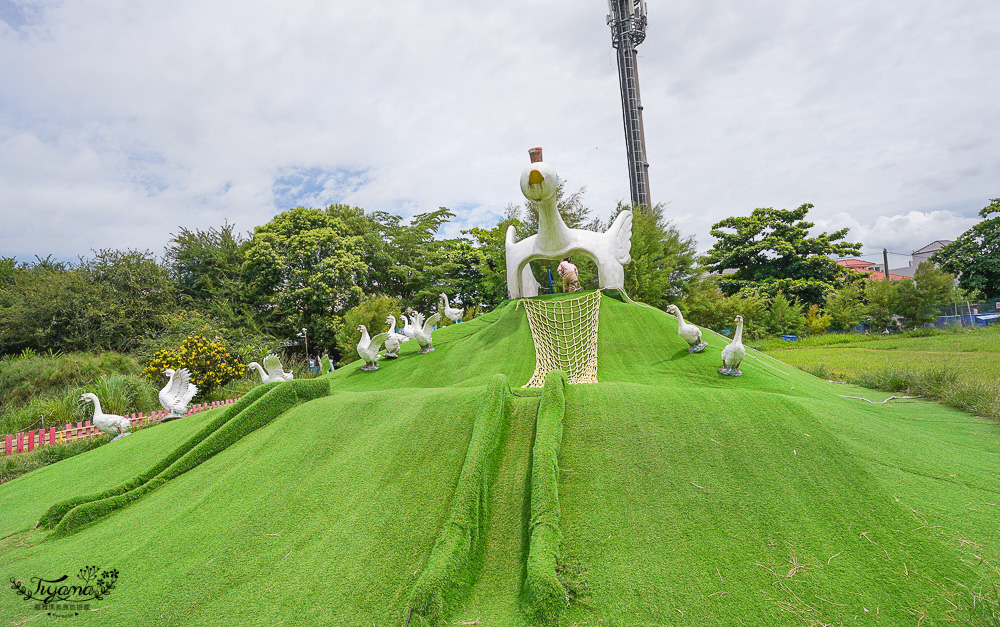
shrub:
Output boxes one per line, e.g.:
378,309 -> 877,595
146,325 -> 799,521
334,296 -> 403,365
141,335 -> 244,395
803,305 -> 832,336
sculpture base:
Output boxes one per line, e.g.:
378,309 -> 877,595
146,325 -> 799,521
383,353 -> 399,359
162,414 -> 184,422
688,342 -> 708,354
417,346 -> 435,354
718,367 -> 742,377
361,363 -> 380,372
111,432 -> 131,442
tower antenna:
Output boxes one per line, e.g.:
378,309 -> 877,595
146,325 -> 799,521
607,0 -> 651,209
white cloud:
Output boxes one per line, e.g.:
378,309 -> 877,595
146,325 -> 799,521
1,0 -> 998,261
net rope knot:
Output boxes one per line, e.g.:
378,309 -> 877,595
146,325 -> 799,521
518,291 -> 601,387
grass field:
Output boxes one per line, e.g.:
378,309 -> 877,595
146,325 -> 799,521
766,325 -> 1000,420
1,293 -> 998,625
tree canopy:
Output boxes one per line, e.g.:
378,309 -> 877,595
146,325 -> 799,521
700,204 -> 862,305
931,198 -> 1000,299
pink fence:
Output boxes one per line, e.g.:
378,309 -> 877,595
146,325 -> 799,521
2,398 -> 239,457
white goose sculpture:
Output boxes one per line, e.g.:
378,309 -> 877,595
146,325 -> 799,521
160,368 -> 198,419
247,354 -> 294,383
410,311 -> 443,354
505,149 -> 633,298
665,304 -> 708,353
384,315 -> 410,358
80,393 -> 131,440
719,315 -> 746,377
356,325 -> 390,371
440,293 -> 464,323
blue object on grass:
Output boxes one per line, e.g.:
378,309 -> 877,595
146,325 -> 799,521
781,334 -> 798,341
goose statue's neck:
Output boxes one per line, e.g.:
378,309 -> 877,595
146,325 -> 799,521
86,393 -> 103,415
248,362 -> 266,379
535,198 -> 573,250
440,294 -> 450,309
734,320 -> 744,343
387,315 -> 397,329
673,307 -> 686,326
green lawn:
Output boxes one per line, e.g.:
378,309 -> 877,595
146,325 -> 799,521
1,294 -> 998,625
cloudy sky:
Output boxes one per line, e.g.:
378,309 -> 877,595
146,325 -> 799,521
2,0 -> 998,269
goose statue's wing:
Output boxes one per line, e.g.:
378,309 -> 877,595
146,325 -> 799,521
263,354 -> 284,377
611,209 -> 634,264
368,332 -> 390,354
410,312 -> 425,331
166,368 -> 192,406
423,312 -> 442,334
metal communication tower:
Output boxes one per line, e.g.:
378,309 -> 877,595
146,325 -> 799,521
607,0 -> 651,208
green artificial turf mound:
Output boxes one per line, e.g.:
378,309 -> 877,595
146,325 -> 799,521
1,291 -> 998,626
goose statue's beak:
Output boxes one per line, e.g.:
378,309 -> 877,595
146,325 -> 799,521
528,169 -> 544,185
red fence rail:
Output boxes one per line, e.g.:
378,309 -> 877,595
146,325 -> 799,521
2,399 -> 239,457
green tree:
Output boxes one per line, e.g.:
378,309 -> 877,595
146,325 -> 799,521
619,202 -> 699,309
864,279 -> 899,331
764,293 -> 805,336
824,283 -> 867,331
241,206 -> 368,354
894,262 -> 955,327
165,223 -> 249,324
701,204 -> 862,305
931,198 -> 1000,298
803,305 -> 832,336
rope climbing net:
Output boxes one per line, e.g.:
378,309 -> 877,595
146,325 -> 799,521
519,290 -> 601,387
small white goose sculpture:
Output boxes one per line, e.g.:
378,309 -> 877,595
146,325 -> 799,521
410,311 -> 443,354
160,368 -> 198,419
80,393 -> 131,440
440,293 -> 464,324
384,314 -> 410,358
247,354 -> 294,383
719,315 -> 746,377
665,304 -> 708,353
356,325 -> 390,371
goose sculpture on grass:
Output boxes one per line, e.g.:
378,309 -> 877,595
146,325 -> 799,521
440,293 -> 464,324
410,311 -> 443,354
356,325 -> 390,371
384,314 -> 410,358
665,304 -> 708,353
80,393 -> 131,440
160,368 -> 198,419
247,354 -> 294,383
719,315 -> 746,377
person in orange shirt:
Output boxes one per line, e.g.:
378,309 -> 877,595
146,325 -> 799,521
557,257 -> 580,292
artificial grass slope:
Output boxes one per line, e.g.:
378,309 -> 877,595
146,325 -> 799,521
1,291 -> 998,626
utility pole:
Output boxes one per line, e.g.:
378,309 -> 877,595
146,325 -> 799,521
607,0 -> 651,209
883,248 -> 889,281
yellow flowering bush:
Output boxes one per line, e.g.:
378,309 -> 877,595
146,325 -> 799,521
141,335 -> 245,394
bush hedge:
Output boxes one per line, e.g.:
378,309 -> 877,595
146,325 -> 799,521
523,370 -> 568,624
408,374 -> 512,624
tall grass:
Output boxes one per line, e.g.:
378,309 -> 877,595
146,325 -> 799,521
804,365 -> 1000,421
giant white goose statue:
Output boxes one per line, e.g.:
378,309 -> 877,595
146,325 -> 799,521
665,304 -> 708,353
504,148 -> 633,298
356,325 -> 390,371
440,293 -> 464,324
384,314 -> 410,358
247,354 -> 294,383
80,393 -> 131,440
160,368 -> 198,419
410,311 -> 443,354
719,315 -> 746,377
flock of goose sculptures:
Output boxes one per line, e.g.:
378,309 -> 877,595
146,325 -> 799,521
77,293 -> 465,443
356,293 -> 465,371
666,305 -> 746,377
